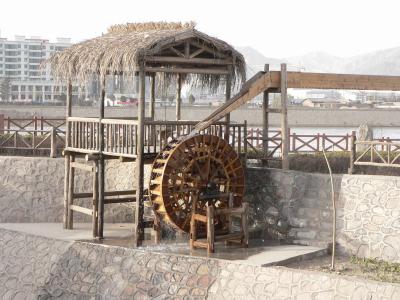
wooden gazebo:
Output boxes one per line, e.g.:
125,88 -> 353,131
48,22 -> 246,245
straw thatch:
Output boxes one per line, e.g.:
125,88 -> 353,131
47,22 -> 246,91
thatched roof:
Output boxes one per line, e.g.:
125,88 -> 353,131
47,22 -> 246,90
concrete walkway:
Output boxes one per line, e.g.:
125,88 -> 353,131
0,223 -> 326,267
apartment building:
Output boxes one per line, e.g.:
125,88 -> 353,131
0,35 -> 75,102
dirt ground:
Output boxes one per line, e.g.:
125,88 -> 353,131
285,255 -> 400,284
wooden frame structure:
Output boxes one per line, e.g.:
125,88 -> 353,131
190,193 -> 249,254
51,23 -> 400,246
52,23 -> 246,246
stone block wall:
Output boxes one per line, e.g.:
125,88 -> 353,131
1,228 -> 400,299
338,175 -> 400,262
0,156 -> 151,223
245,167 -> 400,263
245,168 -> 342,245
2,156 -> 400,263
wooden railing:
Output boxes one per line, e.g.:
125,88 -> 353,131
0,127 -> 64,156
66,117 -> 247,158
245,128 -> 353,158
349,139 -> 400,172
0,115 -> 65,133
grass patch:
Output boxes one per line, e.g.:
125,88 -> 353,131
285,255 -> 400,284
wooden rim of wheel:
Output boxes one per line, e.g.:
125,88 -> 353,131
149,134 -> 245,233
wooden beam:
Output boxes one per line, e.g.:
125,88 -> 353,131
145,67 -> 229,75
149,74 -> 156,120
70,205 -> 93,216
63,80 -> 73,229
104,197 -> 136,204
135,60 -> 146,246
271,71 -> 400,91
176,74 -> 182,121
67,155 -> 75,229
92,163 -> 98,238
145,56 -> 231,65
194,71 -> 271,132
280,64 -> 289,170
184,42 -> 190,59
189,48 -> 205,59
169,46 -> 185,58
262,64 -> 269,161
71,161 -> 95,172
97,76 -> 106,239
189,41 -> 227,58
224,65 -> 232,141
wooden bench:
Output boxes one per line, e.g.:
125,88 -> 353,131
189,193 -> 249,253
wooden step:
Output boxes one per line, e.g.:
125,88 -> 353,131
70,205 -> 93,215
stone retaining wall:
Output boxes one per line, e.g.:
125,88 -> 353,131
0,156 -> 150,223
2,156 -> 400,263
1,228 -> 400,299
246,167 -> 400,263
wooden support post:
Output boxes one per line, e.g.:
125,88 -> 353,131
348,130 -> 356,174
175,74 -> 182,121
150,74 -> 156,120
224,66 -> 232,142
50,127 -> 57,158
63,155 -> 70,229
97,76 -> 106,239
280,64 -> 289,170
0,114 -> 4,135
262,64 -> 270,164
63,81 -> 73,229
190,215 -> 196,250
206,204 -> 215,254
67,154 -> 75,229
241,202 -> 249,247
135,61 -> 146,246
92,162 -> 99,238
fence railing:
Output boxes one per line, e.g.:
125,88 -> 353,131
0,115 -> 65,134
245,128 -> 353,158
4,116 -> 400,173
0,127 -> 65,156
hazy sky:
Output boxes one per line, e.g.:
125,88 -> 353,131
1,0 -> 399,58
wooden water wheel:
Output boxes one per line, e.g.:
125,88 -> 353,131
149,134 -> 245,233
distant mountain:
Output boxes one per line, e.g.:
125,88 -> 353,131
286,51 -> 342,73
236,46 -> 283,77
237,46 -> 400,77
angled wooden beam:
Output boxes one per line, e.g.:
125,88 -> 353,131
189,47 -> 205,59
170,46 -> 185,58
189,41 -> 227,58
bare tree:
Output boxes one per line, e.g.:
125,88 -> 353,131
322,147 -> 337,270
